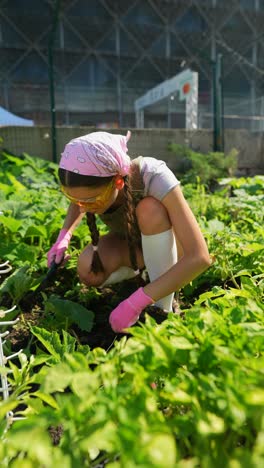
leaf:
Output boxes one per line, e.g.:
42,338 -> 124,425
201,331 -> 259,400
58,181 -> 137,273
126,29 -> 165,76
0,265 -> 35,302
64,351 -> 89,371
0,398 -> 18,419
33,391 -> 59,409
62,330 -> 78,356
195,287 -> 225,305
5,173 -> 26,191
5,418 -> 53,462
239,322 -> 263,332
1,151 -> 26,166
79,421 -> 117,453
206,219 -> 226,233
71,372 -> 99,399
24,225 -> 47,239
9,459 -> 36,468
169,336 -> 194,350
234,270 -> 253,278
45,296 -> 94,332
241,243 -> 264,255
0,243 -> 38,264
41,362 -> 73,393
160,388 -> 192,404
145,433 -> 177,467
30,327 -> 68,362
29,354 -> 53,367
0,215 -> 22,233
245,389 -> 264,406
198,412 -> 225,435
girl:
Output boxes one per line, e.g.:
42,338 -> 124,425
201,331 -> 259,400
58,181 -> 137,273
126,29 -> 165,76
47,131 -> 212,333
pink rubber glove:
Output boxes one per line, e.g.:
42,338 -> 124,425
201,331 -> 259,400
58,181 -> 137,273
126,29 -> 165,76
47,228 -> 72,267
109,287 -> 154,333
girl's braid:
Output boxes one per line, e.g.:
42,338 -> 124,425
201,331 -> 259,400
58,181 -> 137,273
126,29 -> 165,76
85,173 -> 140,276
86,212 -> 104,273
123,175 -> 139,273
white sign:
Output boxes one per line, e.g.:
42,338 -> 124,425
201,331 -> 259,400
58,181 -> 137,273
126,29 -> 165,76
135,68 -> 194,111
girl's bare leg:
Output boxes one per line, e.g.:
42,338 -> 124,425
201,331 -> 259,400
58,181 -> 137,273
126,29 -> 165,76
77,232 -> 144,287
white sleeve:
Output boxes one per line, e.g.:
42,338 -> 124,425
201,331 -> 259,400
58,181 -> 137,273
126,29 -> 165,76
139,156 -> 180,201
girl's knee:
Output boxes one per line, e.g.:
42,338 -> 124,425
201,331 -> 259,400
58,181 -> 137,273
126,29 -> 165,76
79,269 -> 106,287
77,248 -> 106,287
136,196 -> 171,234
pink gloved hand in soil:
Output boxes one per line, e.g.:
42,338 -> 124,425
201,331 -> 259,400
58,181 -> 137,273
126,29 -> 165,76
109,287 -> 154,333
47,228 -> 72,267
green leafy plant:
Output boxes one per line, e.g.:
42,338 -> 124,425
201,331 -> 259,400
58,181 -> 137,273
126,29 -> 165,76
169,143 -> 238,188
42,295 -> 94,332
0,147 -> 263,467
0,265 -> 37,304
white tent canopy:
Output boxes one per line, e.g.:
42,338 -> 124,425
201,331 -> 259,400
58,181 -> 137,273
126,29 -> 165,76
0,106 -> 34,126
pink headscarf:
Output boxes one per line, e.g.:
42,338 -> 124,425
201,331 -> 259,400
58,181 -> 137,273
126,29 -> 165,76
59,130 -> 131,177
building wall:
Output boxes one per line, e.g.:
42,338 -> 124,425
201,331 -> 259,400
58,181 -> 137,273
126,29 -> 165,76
1,126 -> 263,176
1,1 -> 264,128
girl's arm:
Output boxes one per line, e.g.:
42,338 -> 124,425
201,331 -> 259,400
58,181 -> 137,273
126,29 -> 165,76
47,203 -> 85,267
62,203 -> 86,234
143,185 -> 212,302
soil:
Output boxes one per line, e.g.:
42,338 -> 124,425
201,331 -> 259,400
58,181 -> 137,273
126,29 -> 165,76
0,266 -> 184,354
48,424 -> 64,446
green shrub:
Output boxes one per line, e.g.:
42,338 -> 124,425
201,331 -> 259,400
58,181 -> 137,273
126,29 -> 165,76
169,143 -> 238,189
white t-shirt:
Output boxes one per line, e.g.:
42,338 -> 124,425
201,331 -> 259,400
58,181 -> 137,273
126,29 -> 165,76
99,156 -> 180,235
137,156 -> 180,200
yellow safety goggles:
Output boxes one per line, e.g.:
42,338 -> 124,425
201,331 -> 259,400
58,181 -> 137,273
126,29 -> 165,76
60,179 -> 115,210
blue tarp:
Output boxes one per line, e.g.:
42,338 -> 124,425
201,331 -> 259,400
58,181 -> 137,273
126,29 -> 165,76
0,106 -> 34,126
